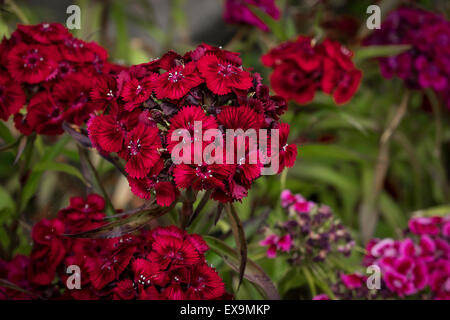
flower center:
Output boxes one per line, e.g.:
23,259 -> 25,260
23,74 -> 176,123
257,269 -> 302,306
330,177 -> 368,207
128,139 -> 142,156
23,49 -> 44,69
195,165 -> 212,179
218,63 -> 237,77
168,71 -> 184,83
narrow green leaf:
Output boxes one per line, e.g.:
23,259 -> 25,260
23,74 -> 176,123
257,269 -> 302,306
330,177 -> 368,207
33,162 -> 85,183
354,45 -> 411,62
0,122 -> 14,144
204,236 -> 280,300
301,266 -> 316,297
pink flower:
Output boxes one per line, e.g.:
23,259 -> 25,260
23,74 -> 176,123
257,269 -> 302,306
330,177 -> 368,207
313,294 -> 330,300
259,234 -> 292,258
409,217 -> 442,236
259,234 -> 279,258
340,273 -> 366,289
277,234 -> 292,252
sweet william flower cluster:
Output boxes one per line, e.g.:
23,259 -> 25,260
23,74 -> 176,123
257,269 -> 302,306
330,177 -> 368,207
364,8 -> 450,109
0,194 -> 229,300
0,23 -> 123,134
259,190 -> 354,262
262,35 -> 362,105
87,43 -> 297,207
316,215 -> 450,300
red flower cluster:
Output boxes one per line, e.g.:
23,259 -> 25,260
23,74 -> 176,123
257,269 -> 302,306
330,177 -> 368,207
262,36 -> 362,105
0,194 -> 228,300
88,44 -> 296,206
0,23 -> 123,134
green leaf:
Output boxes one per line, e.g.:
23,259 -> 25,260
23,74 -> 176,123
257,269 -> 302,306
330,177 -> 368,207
204,236 -> 280,300
354,45 -> 411,62
278,268 -> 305,295
20,135 -> 71,211
0,186 -> 14,213
301,266 -> 316,297
411,205 -> 450,218
0,122 -> 14,144
32,162 -> 85,183
300,144 -> 364,162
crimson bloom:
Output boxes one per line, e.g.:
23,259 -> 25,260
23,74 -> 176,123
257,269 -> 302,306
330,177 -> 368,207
119,123 -> 162,178
0,74 -> 25,121
154,61 -> 203,100
198,54 -> 253,95
7,43 -> 59,84
17,23 -> 71,44
262,35 -> 362,105
120,75 -> 156,111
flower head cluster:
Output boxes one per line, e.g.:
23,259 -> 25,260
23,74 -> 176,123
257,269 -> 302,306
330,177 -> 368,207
0,23 -> 122,134
259,190 -> 354,263
0,194 -> 228,300
224,0 -> 280,32
364,8 -> 450,109
262,36 -> 362,105
318,215 -> 450,300
363,216 -> 450,299
88,44 -> 296,207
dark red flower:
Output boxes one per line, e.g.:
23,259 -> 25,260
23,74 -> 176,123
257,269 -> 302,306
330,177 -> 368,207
113,279 -> 136,300
52,74 -> 97,125
173,163 -> 233,191
90,75 -> 118,109
7,43 -> 59,83
0,74 -> 25,120
119,123 -> 162,178
17,23 -> 71,44
120,75 -> 156,111
147,235 -> 200,269
275,123 -> 297,173
154,61 -> 203,100
127,159 -> 179,206
186,263 -> 225,299
87,114 -> 126,153
61,37 -> 107,63
271,62 -> 318,104
198,54 -> 252,95
86,245 -> 135,290
166,106 -> 218,158
263,36 -> 361,105
29,218 -> 66,285
57,193 -> 106,233
16,91 -> 64,135
217,105 -> 265,131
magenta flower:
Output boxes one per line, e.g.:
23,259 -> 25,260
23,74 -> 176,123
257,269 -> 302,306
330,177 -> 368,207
340,273 -> 366,290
